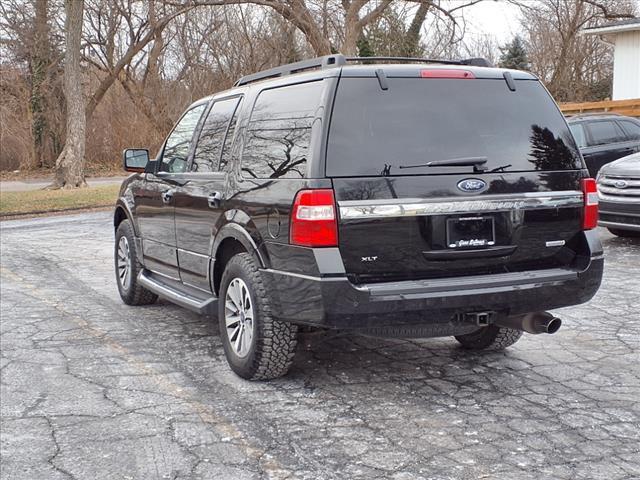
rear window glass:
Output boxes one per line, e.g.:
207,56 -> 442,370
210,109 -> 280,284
241,81 -> 324,179
326,78 -> 582,176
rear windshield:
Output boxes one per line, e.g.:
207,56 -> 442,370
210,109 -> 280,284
326,77 -> 582,177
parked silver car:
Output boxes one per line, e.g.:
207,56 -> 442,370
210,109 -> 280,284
596,152 -> 640,237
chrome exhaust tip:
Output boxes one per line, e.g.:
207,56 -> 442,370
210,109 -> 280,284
497,312 -> 562,334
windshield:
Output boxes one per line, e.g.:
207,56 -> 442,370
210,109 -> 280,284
326,77 -> 583,177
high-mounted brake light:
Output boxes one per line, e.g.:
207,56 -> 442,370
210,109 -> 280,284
290,189 -> 338,247
420,69 -> 475,79
582,178 -> 599,230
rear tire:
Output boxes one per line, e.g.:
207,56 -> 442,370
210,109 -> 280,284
115,220 -> 158,306
454,325 -> 523,351
608,228 -> 640,238
219,253 -> 298,380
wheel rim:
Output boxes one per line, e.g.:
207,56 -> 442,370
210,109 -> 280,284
224,278 -> 254,358
117,236 -> 132,291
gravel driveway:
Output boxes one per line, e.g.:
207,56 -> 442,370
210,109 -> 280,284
1,212 -> 638,480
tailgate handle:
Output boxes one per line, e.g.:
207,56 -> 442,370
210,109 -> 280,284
423,245 -> 517,261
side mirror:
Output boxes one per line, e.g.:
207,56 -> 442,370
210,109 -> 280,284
123,149 -> 149,172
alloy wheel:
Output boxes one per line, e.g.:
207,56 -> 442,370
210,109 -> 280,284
116,236 -> 132,291
224,278 -> 254,357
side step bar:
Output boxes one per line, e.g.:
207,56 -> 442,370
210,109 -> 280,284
138,270 -> 217,315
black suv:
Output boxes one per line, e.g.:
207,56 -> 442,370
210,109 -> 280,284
567,114 -> 640,177
114,55 -> 603,380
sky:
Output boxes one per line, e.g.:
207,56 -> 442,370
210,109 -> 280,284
462,0 -> 523,44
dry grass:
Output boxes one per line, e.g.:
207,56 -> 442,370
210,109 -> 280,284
0,184 -> 120,217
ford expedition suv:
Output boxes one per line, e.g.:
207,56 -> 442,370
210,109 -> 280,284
114,55 -> 604,380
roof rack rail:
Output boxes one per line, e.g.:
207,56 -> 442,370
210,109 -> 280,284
233,54 -> 493,87
234,55 -> 346,87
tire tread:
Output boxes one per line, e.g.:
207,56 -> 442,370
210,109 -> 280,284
455,325 -> 523,351
221,253 -> 297,380
115,220 -> 158,306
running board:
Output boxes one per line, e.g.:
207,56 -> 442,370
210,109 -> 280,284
138,270 -> 217,315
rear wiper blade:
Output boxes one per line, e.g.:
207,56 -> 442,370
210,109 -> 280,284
489,163 -> 512,173
397,156 -> 488,171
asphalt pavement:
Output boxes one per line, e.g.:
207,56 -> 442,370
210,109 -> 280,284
1,212 -> 638,480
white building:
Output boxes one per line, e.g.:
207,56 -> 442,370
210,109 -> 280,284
583,18 -> 640,101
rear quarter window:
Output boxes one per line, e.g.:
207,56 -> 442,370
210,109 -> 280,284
241,81 -> 325,179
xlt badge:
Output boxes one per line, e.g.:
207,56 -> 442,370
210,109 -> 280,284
361,256 -> 378,262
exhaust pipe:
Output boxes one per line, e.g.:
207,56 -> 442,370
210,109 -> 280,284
496,311 -> 562,335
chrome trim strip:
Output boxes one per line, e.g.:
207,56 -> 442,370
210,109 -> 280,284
357,268 -> 579,296
338,191 -> 583,219
260,268 -> 346,282
598,220 -> 640,232
599,178 -> 640,188
597,186 -> 640,196
598,193 -> 640,203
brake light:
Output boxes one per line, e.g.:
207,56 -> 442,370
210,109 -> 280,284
290,189 -> 338,247
420,69 -> 475,79
582,178 -> 599,230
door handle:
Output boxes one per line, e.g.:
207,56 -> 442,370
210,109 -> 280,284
208,192 -> 223,209
161,190 -> 174,204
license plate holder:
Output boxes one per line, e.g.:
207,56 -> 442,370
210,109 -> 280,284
446,216 -> 495,249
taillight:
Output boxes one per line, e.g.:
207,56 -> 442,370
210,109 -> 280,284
420,69 -> 475,79
582,178 -> 599,230
290,189 -> 338,247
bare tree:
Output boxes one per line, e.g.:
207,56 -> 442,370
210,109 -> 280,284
1,0 -> 65,169
51,0 -> 86,188
519,0 -> 636,102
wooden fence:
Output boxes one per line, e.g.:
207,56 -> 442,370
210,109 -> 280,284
559,98 -> 640,117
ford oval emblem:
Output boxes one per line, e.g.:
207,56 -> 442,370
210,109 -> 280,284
614,180 -> 628,189
457,178 -> 487,193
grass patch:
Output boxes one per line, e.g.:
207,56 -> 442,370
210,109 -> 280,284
0,184 -> 120,216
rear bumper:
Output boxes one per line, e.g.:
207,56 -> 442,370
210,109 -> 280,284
262,231 -> 604,331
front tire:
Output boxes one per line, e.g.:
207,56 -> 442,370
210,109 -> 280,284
115,220 -> 157,306
219,253 -> 298,380
454,325 -> 523,351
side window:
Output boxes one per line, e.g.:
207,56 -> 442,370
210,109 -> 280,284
220,99 -> 243,171
192,97 -> 241,173
569,123 -> 587,148
586,120 -> 625,146
241,81 -> 324,179
160,104 -> 207,173
618,120 -> 640,140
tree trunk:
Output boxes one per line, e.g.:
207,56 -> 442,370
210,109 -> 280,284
342,21 -> 361,55
30,0 -> 54,168
51,0 -> 86,189
401,3 -> 430,57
